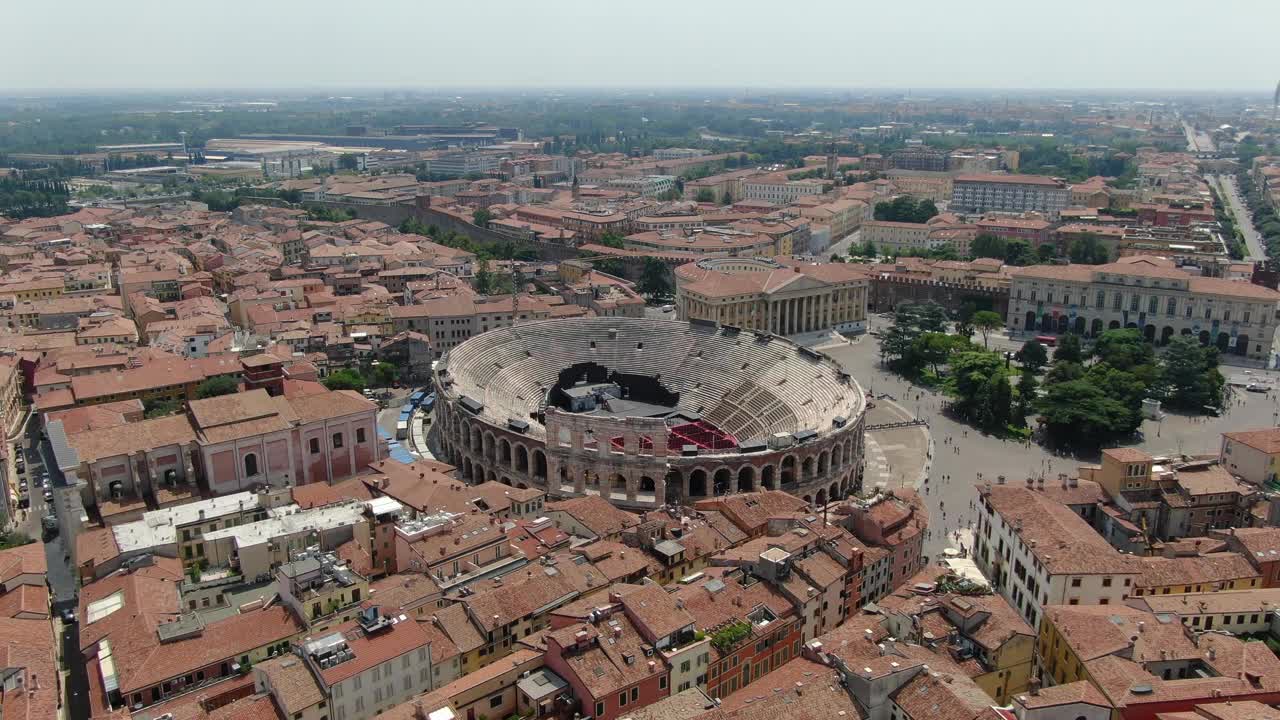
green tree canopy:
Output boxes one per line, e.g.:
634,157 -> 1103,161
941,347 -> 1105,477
970,233 -> 1007,261
144,397 -> 182,419
472,208 -> 493,228
372,362 -> 398,387
972,311 -> 1003,349
1015,339 -> 1049,374
598,232 -> 626,250
1053,333 -> 1084,364
1005,239 -> 1035,266
638,257 -> 672,299
1161,336 -> 1224,411
195,375 -> 239,399
324,369 -> 366,392
873,196 -> 939,223
1037,379 -> 1136,447
1068,234 -> 1111,264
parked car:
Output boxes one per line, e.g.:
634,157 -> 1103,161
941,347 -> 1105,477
41,514 -> 58,537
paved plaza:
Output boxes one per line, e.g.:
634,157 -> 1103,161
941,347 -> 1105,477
812,325 -> 1280,563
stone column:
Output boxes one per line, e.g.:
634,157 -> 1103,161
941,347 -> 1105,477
653,475 -> 666,506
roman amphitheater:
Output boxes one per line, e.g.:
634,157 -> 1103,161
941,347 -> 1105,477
432,316 -> 866,509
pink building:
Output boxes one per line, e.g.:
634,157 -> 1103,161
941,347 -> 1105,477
191,388 -> 381,492
63,386 -> 380,518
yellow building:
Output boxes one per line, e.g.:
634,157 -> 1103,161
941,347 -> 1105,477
1131,553 -> 1261,597
4,277 -> 64,302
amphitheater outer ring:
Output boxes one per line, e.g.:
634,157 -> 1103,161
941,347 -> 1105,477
431,317 -> 865,509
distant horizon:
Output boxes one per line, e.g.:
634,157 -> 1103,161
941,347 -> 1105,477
0,85 -> 1273,99
7,0 -> 1278,93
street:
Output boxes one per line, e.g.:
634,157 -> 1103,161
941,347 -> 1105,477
1214,174 -> 1266,262
1183,119 -> 1216,154
826,228 -> 862,259
819,320 -> 1280,561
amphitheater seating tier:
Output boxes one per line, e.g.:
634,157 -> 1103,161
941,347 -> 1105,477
446,318 -> 861,445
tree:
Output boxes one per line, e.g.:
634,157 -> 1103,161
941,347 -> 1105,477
196,375 -> 239,399
638,257 -> 672,299
1015,339 -> 1049,374
695,188 -> 715,203
372,362 -> 398,387
1036,243 -> 1057,263
1037,379 -> 1136,447
1005,239 -> 1035,266
970,233 -> 1007,261
951,351 -> 1005,418
472,208 -> 493,228
972,311 -> 1003,349
598,232 -> 626,250
1053,333 -> 1084,364
1093,329 -> 1155,373
338,153 -> 360,171
874,196 -> 938,223
324,369 -> 366,392
1161,336 -> 1225,411
1068,234 -> 1111,264
911,332 -> 961,376
144,398 -> 181,418
882,302 -> 949,373
978,369 -> 1013,431
1015,370 -> 1037,422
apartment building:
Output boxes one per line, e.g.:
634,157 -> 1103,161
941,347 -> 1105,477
885,169 -> 954,202
1037,603 -> 1280,718
740,175 -> 829,204
390,294 -> 554,359
604,175 -> 677,198
952,174 -> 1070,218
877,570 -> 1036,704
304,608 -> 451,720
1005,256 -> 1280,360
1221,428 -> 1280,486
860,220 -> 935,254
974,481 -> 1140,628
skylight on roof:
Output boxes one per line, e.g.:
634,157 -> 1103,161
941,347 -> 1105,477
86,590 -> 125,624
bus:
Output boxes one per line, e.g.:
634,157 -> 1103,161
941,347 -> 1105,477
1034,335 -> 1058,347
395,421 -> 409,440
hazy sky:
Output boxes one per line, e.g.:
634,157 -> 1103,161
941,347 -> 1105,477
5,0 -> 1277,92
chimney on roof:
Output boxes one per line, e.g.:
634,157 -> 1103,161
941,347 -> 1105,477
1059,473 -> 1068,489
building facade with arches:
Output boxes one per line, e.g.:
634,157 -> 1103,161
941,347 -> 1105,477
433,317 -> 866,510
1005,256 -> 1280,361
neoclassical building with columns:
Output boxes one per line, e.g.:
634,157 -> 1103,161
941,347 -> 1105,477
674,257 -> 869,335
